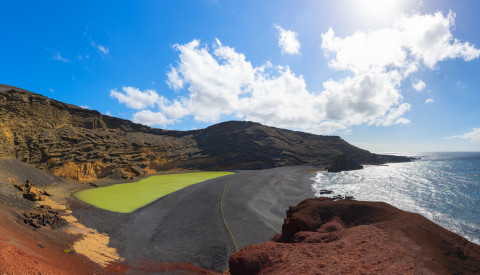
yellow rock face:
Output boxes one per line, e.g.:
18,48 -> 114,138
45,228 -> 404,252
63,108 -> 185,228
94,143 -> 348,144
3,128 -> 14,143
0,123 -> 15,157
53,161 -> 113,181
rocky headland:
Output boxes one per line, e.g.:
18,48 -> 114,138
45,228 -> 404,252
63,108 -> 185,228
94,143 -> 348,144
0,84 -> 411,181
229,197 -> 480,274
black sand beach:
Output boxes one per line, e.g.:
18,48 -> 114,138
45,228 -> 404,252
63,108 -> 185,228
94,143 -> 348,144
72,166 -> 318,272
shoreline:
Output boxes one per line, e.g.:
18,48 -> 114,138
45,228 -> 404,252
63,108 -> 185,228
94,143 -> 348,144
311,156 -> 480,245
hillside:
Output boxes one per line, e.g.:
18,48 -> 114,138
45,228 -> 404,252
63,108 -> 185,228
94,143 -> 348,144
0,85 -> 410,181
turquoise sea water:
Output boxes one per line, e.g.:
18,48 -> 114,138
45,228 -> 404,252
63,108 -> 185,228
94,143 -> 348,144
312,152 -> 480,244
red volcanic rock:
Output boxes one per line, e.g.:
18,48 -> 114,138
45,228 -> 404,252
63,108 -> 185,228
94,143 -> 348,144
229,198 -> 480,274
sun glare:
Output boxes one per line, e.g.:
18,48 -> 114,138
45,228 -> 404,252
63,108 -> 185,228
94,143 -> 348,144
349,0 -> 413,26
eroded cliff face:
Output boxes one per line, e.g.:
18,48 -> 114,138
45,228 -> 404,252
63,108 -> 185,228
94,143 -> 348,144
0,85 -> 410,180
0,85 -> 202,180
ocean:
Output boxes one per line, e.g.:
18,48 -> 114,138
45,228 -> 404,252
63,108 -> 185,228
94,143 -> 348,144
311,152 -> 480,244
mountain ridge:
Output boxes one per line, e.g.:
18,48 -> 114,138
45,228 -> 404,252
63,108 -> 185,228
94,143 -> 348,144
0,84 -> 411,181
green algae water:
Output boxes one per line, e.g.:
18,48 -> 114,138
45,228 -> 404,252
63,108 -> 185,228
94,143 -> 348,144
74,171 -> 234,213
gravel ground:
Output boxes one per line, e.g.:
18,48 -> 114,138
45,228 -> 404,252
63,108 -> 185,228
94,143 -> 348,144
72,166 -> 319,273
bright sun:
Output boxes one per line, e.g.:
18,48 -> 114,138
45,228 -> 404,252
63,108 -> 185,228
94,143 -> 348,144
350,0 -> 414,26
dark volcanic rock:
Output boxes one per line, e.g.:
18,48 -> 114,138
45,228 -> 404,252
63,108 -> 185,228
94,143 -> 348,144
15,180 -> 51,201
0,85 -> 411,180
327,154 -> 363,172
229,198 -> 480,274
19,205 -> 67,229
319,189 -> 333,194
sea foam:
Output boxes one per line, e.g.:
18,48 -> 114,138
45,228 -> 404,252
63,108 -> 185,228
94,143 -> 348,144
311,152 -> 480,244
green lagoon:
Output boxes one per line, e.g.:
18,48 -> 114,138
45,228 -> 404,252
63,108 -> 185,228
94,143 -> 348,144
74,171 -> 234,213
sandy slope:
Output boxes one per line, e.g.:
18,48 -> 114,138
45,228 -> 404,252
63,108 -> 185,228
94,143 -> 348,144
0,158 -> 63,209
0,158 -> 126,274
0,203 -> 104,274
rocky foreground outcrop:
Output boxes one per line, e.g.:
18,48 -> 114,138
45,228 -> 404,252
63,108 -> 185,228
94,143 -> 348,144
229,198 -> 480,274
0,85 -> 411,180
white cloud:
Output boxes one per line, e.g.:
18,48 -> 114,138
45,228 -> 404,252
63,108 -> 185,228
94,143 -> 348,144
425,98 -> 434,104
318,10 -> 479,131
112,11 -> 479,134
394,117 -> 411,125
413,79 -> 426,91
321,11 -> 480,74
110,87 -> 161,110
376,103 -> 412,126
321,27 -> 407,74
161,39 -> 320,128
80,105 -> 89,109
48,87 -> 54,93
274,24 -> 301,55
450,128 -> 480,143
52,52 -> 70,63
105,111 -> 112,116
396,11 -> 480,68
133,110 -> 173,127
166,67 -> 184,90
90,40 -> 109,54
151,39 -> 409,131
97,45 -> 109,54
319,71 -> 405,126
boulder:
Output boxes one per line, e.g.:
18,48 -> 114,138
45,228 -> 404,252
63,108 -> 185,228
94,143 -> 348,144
25,186 -> 45,201
331,194 -> 343,200
16,180 -> 51,201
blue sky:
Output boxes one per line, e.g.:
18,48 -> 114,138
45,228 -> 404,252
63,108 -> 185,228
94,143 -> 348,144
1,0 -> 480,152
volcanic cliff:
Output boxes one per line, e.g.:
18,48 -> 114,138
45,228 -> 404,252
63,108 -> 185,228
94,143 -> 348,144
0,85 -> 410,181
